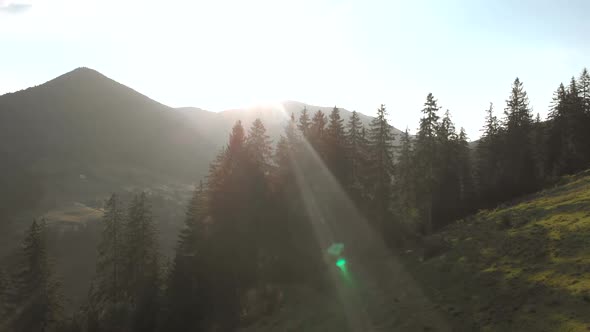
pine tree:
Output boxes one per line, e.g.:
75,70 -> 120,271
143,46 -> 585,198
88,194 -> 129,331
367,104 -> 395,234
345,111 -> 368,198
547,83 -> 567,176
579,68 -> 590,114
475,103 -> 502,207
246,118 -> 273,168
394,128 -> 417,225
501,77 -> 536,198
122,192 -> 160,332
414,93 -> 440,233
564,77 -> 589,172
275,114 -> 299,181
206,120 -> 252,329
309,110 -> 327,155
456,128 -> 475,215
297,107 -> 311,138
531,113 -> 547,179
273,115 -> 322,284
163,182 -> 209,332
92,194 -> 125,306
12,220 -> 62,332
326,106 -> 347,183
245,118 -> 277,284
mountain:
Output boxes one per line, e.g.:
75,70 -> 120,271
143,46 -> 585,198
177,100 -> 404,152
0,68 -> 402,218
0,68 -> 215,218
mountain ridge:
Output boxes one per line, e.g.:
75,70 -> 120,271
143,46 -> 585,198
0,67 -> 403,218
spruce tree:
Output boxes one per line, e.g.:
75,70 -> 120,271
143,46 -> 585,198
245,118 -> 276,283
434,110 -> 462,226
122,192 -> 160,332
345,111 -> 368,198
579,68 -> 590,113
501,77 -> 536,198
394,128 -> 417,225
309,110 -> 327,155
246,118 -> 273,173
88,194 -> 129,331
564,77 -> 589,172
326,106 -> 347,183
547,83 -> 567,176
298,107 -> 311,138
275,114 -> 299,180
92,194 -> 125,307
475,103 -> 502,207
12,220 -> 62,332
414,93 -> 440,233
206,121 -> 250,329
456,128 -> 475,215
367,104 -> 395,234
163,182 -> 209,332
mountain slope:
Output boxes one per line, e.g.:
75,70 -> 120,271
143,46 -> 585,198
0,67 -> 403,218
405,170 -> 590,331
213,100 -> 403,143
0,68 -> 215,181
242,171 -> 590,331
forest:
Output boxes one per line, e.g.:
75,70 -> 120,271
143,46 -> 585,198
1,67 -> 589,332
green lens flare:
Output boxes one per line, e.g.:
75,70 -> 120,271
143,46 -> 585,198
336,258 -> 347,268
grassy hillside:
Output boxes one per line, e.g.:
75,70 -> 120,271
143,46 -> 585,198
241,171 -> 590,332
407,170 -> 590,331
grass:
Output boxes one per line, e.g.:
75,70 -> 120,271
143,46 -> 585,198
42,202 -> 103,224
405,170 -> 590,331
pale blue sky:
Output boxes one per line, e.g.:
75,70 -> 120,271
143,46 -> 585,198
1,0 -> 588,138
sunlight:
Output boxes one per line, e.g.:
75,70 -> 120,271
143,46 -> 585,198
285,126 -> 450,330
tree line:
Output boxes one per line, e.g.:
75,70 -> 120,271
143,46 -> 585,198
1,68 -> 589,331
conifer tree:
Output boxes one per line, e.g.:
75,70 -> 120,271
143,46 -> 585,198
531,113 -> 547,179
122,192 -> 160,332
547,83 -> 567,176
12,220 -> 62,332
414,94 -> 440,233
246,118 -> 273,169
579,68 -> 590,113
434,110 -> 462,225
501,77 -> 536,198
394,128 -> 417,224
326,106 -> 347,183
88,194 -> 129,331
309,110 -> 327,155
298,107 -> 311,138
345,111 -> 368,198
92,194 -> 125,307
206,121 -> 251,329
163,182 -> 209,332
367,104 -> 395,234
275,114 -> 299,181
456,128 -> 475,215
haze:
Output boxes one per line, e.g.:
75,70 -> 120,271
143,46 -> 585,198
1,0 -> 589,138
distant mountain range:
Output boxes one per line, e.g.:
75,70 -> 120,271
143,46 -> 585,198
0,67 -> 402,217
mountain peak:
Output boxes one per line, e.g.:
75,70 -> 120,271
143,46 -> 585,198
46,67 -> 110,86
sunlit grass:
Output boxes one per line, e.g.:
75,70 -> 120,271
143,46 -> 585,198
405,170 -> 590,331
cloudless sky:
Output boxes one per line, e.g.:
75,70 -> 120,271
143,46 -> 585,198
1,0 -> 589,138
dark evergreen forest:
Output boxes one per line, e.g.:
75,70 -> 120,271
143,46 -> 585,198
1,68 -> 589,331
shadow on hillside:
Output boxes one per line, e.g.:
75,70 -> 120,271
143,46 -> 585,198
397,215 -> 590,331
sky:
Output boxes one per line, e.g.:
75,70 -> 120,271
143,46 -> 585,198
1,0 -> 589,139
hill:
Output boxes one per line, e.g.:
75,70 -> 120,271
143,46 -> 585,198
0,68 -> 402,219
238,170 -> 590,331
404,170 -> 590,331
178,100 -> 403,149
